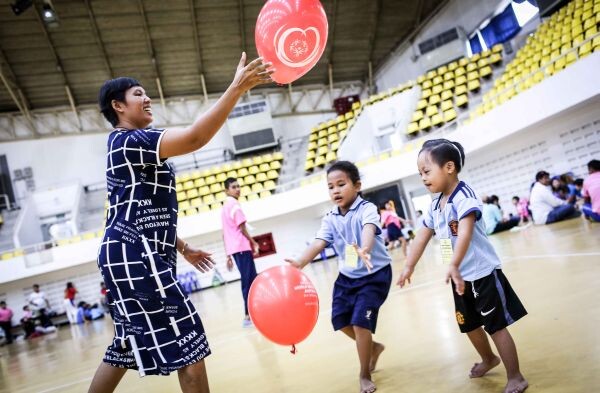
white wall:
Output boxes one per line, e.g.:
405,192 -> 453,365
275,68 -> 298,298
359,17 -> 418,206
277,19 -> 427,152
376,0 -> 505,90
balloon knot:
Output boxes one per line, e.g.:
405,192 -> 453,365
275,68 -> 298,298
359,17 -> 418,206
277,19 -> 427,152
290,344 -> 297,354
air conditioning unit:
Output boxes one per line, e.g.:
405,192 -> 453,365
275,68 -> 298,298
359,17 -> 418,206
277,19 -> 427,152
416,27 -> 468,71
226,100 -> 277,155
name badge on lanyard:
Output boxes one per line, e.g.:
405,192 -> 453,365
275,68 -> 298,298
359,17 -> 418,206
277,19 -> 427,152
436,202 -> 454,264
440,238 -> 454,264
344,244 -> 358,268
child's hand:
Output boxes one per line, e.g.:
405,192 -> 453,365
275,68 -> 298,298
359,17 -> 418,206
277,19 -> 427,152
446,265 -> 465,295
285,258 -> 303,270
352,244 -> 373,272
397,265 -> 414,287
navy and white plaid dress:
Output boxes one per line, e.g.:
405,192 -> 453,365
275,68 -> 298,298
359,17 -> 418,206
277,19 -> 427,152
98,128 -> 211,376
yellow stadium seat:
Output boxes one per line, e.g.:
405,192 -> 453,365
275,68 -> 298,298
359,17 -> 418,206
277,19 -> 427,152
432,76 -> 443,86
306,150 -> 316,160
579,41 -> 592,57
455,94 -> 468,107
328,134 -> 339,143
455,74 -> 467,86
416,99 -> 428,110
183,180 -> 194,190
466,63 -> 478,72
264,180 -> 276,191
412,110 -> 424,122
176,183 -> 183,192
489,53 -> 502,65
406,122 -> 419,134
344,111 -> 354,120
242,158 -> 253,167
179,200 -> 191,211
442,80 -> 455,91
308,141 -> 318,150
190,197 -> 202,207
443,108 -> 457,122
418,117 -> 431,131
240,186 -> 251,197
467,80 -> 481,91
454,84 -> 467,96
179,173 -> 191,183
432,84 -> 443,95
252,183 -> 264,193
458,58 -> 469,67
422,80 -> 433,89
417,75 -> 426,84
317,138 -> 328,147
492,44 -> 503,53
209,203 -> 222,210
440,100 -> 453,112
428,94 -> 441,105
248,165 -> 259,175
315,155 -> 326,167
337,122 -> 347,131
260,190 -> 272,199
244,175 -> 256,185
247,194 -> 259,201
252,156 -> 264,165
187,188 -> 199,199
331,141 -> 340,151
431,113 -> 444,127
256,173 -> 268,182
199,185 -> 210,196
437,65 -> 448,74
326,151 -> 337,162
210,183 -> 222,193
237,167 -> 249,177
305,160 -> 315,171
270,160 -> 281,170
83,232 -> 95,240
258,163 -> 270,172
421,88 -> 432,99
480,65 -> 493,78
425,105 -> 438,117
177,191 -> 187,202
194,178 -> 206,188
467,71 -> 479,81
205,175 -> 216,185
317,146 -> 328,155
426,70 -> 437,79
441,90 -> 453,101
216,173 -> 227,183
448,61 -> 458,71
232,161 -> 243,170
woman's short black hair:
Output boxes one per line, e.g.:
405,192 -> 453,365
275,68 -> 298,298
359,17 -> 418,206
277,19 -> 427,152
419,138 -> 465,173
327,160 -> 361,184
98,77 -> 141,127
535,170 -> 550,181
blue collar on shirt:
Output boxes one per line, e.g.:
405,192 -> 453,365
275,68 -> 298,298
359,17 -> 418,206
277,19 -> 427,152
332,195 -> 367,215
433,181 -> 475,210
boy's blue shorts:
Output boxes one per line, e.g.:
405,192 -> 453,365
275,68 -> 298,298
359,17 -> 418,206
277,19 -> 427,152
331,264 -> 392,333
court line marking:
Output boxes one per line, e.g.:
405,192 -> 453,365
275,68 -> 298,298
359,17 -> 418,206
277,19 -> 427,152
31,251 -> 600,393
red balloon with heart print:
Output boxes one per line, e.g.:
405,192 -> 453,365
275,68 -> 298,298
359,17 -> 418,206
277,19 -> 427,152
255,0 -> 328,84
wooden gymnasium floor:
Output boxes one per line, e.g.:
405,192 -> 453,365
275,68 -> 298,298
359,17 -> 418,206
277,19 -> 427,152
1,219 -> 599,393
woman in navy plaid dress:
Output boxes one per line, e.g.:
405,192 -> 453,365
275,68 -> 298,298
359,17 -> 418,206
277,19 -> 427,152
88,54 -> 273,393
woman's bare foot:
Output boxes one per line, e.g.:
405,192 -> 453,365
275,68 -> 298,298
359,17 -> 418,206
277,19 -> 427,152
370,343 -> 385,372
469,356 -> 501,378
504,377 -> 528,393
359,376 -> 376,393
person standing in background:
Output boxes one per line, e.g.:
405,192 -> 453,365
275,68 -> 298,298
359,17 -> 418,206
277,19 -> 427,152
221,177 -> 260,328
0,301 -> 14,344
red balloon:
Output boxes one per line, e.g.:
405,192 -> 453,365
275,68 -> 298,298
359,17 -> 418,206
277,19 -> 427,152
255,0 -> 328,84
248,265 -> 319,346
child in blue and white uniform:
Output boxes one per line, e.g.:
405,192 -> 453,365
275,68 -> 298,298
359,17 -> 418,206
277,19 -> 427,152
286,161 -> 392,393
398,139 -> 528,393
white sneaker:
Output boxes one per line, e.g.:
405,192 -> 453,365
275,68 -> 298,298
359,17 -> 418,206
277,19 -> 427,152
242,318 -> 253,328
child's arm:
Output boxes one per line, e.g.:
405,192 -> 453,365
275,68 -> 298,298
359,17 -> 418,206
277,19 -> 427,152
446,213 -> 476,295
285,239 -> 328,269
353,223 -> 377,272
397,227 -> 434,287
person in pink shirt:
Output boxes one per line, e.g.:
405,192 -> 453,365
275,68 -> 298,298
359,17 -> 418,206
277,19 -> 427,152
379,200 -> 409,256
0,301 -> 14,344
221,177 -> 259,327
582,159 -> 600,222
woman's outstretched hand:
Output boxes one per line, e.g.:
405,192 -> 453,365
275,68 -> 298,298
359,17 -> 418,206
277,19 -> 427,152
230,52 -> 274,93
183,246 -> 215,273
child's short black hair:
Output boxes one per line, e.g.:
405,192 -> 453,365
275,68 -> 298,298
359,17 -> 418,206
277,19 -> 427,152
327,161 -> 361,184
224,177 -> 238,189
419,139 -> 465,173
417,210 -> 423,215
574,178 -> 584,187
98,77 -> 141,127
588,159 -> 600,172
0,301 -> 5,306
512,196 -> 519,201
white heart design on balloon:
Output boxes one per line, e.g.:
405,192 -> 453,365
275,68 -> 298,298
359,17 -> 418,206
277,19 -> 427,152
273,26 -> 321,68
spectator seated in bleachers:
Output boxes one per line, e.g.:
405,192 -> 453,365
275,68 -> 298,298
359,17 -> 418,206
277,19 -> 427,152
482,196 -> 519,235
19,305 -> 56,339
530,171 -> 580,225
76,302 -> 105,324
551,176 -> 576,203
582,159 -> 600,222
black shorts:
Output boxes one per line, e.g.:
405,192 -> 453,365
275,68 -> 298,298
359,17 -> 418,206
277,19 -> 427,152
452,269 -> 527,335
332,264 -> 392,334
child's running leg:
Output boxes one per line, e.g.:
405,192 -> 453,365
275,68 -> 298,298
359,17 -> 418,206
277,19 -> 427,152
490,328 -> 528,393
340,326 -> 377,393
340,326 -> 385,372
466,327 -> 501,378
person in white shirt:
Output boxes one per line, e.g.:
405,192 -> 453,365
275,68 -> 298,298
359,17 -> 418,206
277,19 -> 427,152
28,284 -> 51,314
529,171 -> 579,225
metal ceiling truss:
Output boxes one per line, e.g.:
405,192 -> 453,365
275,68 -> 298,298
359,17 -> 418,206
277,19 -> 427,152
0,47 -> 37,135
0,81 -> 364,141
84,0 -> 113,79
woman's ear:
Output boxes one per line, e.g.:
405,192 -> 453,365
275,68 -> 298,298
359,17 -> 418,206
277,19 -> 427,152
111,99 -> 124,113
